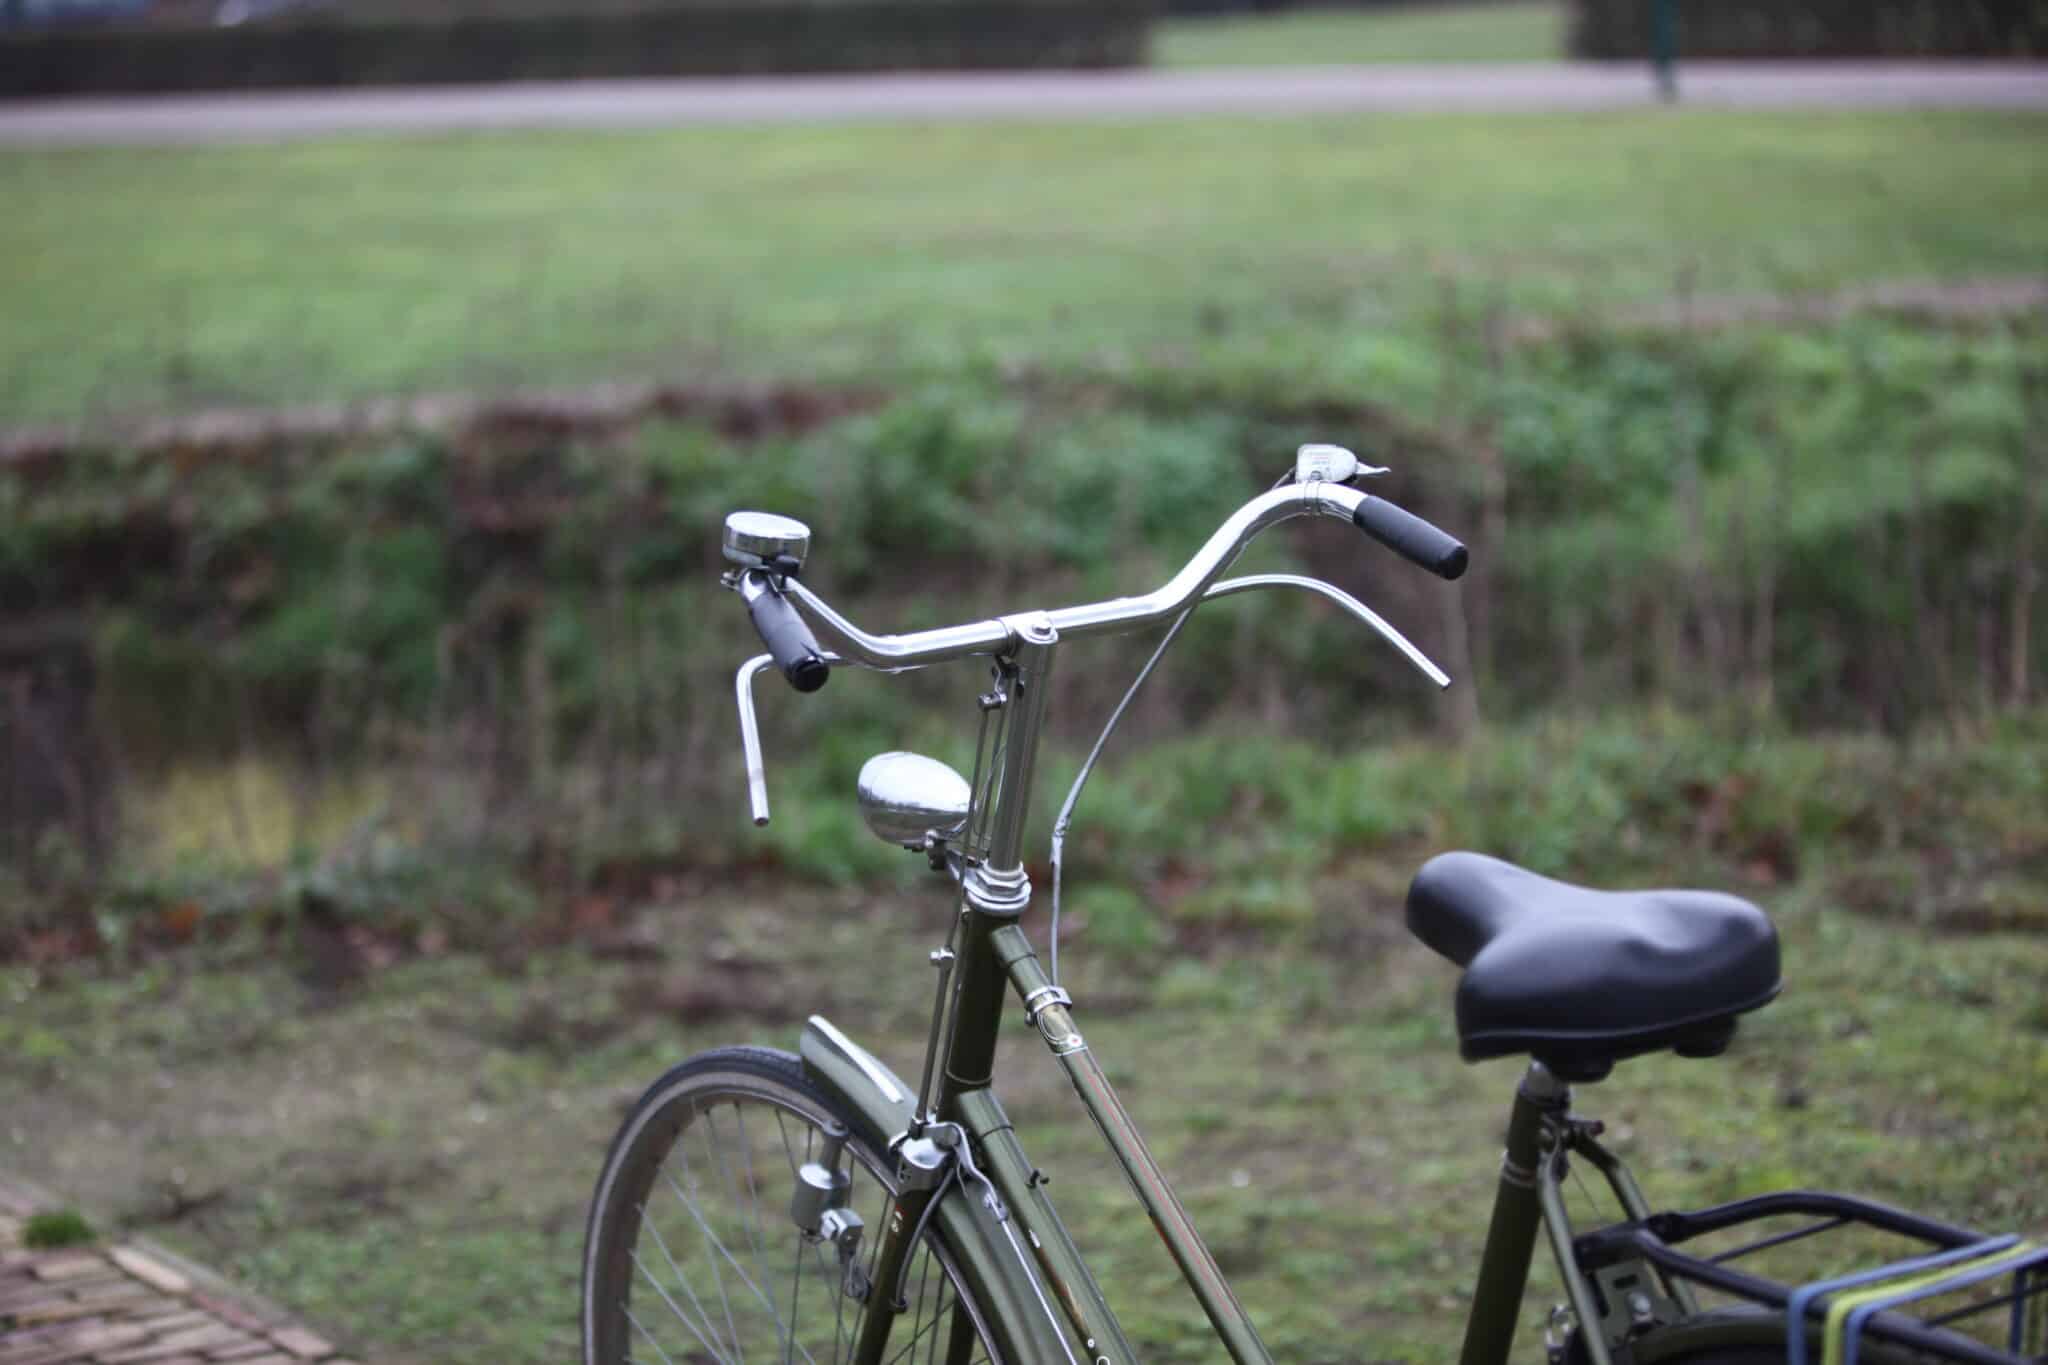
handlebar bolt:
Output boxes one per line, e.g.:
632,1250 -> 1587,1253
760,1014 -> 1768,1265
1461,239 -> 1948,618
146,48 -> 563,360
978,688 -> 1007,712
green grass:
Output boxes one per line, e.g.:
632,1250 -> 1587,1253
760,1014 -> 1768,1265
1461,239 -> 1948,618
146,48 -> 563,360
22,1208 -> 96,1249
3,110 -> 2044,422
3,866 -> 2042,1362
6,713 -> 2044,1358
1157,1 -> 1565,68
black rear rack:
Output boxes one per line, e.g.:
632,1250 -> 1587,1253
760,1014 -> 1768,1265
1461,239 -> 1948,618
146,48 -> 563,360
1574,1190 -> 2048,1363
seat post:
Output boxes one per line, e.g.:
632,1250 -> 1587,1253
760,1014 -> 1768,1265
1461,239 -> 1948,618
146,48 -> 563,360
1457,1062 -> 1572,1365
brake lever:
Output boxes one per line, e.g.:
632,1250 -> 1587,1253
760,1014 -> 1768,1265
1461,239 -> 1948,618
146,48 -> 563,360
735,653 -> 776,825
1202,573 -> 1451,689
736,647 -> 850,825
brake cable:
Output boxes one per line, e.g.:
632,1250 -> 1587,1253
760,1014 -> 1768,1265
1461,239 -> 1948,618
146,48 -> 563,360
1046,463 -> 1299,987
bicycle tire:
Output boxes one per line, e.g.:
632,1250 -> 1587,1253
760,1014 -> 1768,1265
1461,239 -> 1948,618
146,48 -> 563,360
1602,1349 -> 1783,1364
1566,1313 -> 1926,1364
583,1045 -> 1001,1365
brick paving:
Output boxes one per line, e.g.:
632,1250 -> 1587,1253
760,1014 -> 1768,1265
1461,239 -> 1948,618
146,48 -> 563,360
0,1177 -> 359,1365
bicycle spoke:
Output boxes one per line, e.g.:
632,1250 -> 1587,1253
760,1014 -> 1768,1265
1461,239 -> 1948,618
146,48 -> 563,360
673,1137 -> 746,1365
773,1110 -> 803,1180
828,1244 -> 847,1365
624,1304 -> 687,1365
785,1222 -> 804,1365
631,1249 -> 734,1365
588,1068 -> 991,1365
663,1169 -> 815,1365
882,1278 -> 953,1365
639,1205 -> 733,1364
893,1249 -> 933,1365
932,1269 -> 960,1364
909,1240 -> 933,1360
722,1105 -> 771,1275
726,1105 -> 798,1361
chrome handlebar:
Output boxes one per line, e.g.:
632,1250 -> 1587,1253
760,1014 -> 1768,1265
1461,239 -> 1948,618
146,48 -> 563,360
733,478 -> 1451,824
778,480 -> 1370,671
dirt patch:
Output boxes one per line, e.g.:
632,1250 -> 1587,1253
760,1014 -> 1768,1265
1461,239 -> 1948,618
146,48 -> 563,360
8,274 -> 2042,474
0,377 -> 885,478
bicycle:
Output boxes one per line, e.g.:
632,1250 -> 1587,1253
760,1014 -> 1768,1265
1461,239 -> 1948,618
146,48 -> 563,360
581,445 -> 2046,1365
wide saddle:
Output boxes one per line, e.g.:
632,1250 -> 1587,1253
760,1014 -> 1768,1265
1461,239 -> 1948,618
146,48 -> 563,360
1405,852 -> 1782,1082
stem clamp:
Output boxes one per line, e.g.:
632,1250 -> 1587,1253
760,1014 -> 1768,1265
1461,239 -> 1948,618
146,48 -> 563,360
1022,984 -> 1073,1025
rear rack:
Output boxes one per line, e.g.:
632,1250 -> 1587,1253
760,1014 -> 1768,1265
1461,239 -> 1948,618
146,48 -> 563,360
1574,1190 -> 2048,1363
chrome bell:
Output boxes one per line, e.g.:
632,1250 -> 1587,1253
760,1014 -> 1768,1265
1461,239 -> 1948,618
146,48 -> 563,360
1293,443 -> 1388,485
724,511 -> 812,572
856,752 -> 972,850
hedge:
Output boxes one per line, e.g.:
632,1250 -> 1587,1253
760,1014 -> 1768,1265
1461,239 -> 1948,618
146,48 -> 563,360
0,2 -> 1155,95
1569,0 -> 2048,59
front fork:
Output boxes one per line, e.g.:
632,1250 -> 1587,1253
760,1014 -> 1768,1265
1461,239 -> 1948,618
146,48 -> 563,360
850,1134 -> 959,1363
795,1121 -> 977,1365
1458,1064 -> 1697,1365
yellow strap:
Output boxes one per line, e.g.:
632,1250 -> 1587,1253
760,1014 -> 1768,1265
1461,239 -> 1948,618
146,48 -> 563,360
1820,1242 -> 2039,1365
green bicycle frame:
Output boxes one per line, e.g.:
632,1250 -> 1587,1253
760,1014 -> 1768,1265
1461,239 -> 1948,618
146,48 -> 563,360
753,516 -> 1636,1364
781,620 -> 1586,1365
799,936 -> 1624,1365
719,486 -> 1982,1365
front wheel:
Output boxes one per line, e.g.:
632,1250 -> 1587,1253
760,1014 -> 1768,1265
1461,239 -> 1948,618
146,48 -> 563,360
583,1046 -> 999,1365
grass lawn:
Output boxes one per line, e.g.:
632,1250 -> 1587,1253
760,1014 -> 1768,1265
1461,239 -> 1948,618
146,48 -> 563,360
3,110 -> 2044,423
7,711 -> 2047,1361
1156,0 -> 1566,68
4,873 -> 2043,1363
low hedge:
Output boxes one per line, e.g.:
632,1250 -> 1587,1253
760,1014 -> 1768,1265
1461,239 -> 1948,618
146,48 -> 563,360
1570,0 -> 2048,59
0,2 -> 1155,95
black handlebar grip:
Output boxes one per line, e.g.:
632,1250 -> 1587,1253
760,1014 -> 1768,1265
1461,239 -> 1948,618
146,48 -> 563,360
1352,497 -> 1469,581
747,584 -> 830,693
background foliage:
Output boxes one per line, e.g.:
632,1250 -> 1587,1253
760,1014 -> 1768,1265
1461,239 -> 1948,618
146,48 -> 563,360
1,59 -> 2044,1365
0,0 -> 1153,96
6,312 -> 2044,942
1570,0 -> 2048,60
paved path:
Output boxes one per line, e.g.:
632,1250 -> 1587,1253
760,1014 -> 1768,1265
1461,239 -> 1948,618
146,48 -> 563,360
0,1177 -> 361,1365
1,62 -> 2043,144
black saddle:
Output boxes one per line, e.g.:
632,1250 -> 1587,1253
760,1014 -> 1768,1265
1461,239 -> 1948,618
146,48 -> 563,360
1405,852 -> 1781,1082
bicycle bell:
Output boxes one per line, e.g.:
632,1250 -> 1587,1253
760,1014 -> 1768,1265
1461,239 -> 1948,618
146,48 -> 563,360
857,752 -> 972,850
724,511 -> 812,574
1293,443 -> 1388,485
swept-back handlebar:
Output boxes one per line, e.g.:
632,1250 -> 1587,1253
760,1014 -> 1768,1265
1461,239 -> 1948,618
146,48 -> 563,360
771,480 -> 1457,674
728,468 -> 1466,823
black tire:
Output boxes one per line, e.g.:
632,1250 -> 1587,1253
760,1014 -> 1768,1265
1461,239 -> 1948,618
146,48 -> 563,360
1568,1319 -> 1919,1364
1566,1334 -> 1785,1364
1564,1326 -> 1794,1365
583,1046 -> 999,1365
